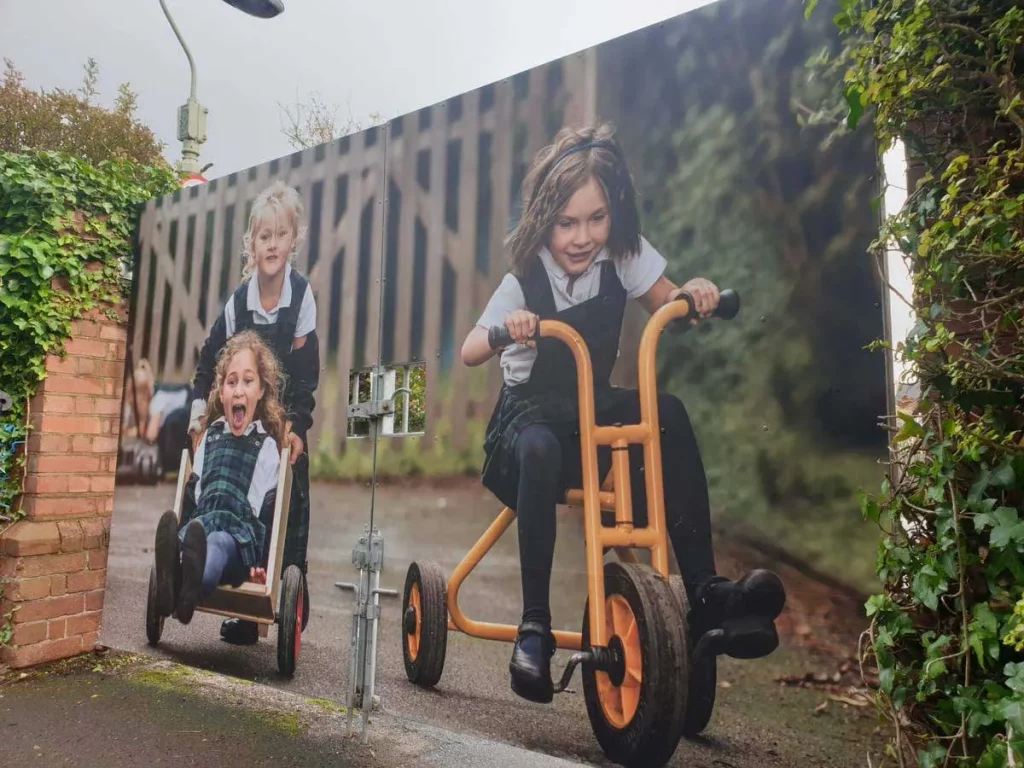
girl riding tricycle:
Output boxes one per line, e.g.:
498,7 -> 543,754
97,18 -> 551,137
401,123 -> 787,767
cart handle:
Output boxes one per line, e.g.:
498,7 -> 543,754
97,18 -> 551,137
487,288 -> 739,350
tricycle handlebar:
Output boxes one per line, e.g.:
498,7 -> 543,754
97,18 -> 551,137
487,288 -> 740,350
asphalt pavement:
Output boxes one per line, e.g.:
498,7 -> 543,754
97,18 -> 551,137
100,479 -> 884,767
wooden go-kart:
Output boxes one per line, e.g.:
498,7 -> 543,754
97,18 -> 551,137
145,446 -> 306,677
401,289 -> 740,767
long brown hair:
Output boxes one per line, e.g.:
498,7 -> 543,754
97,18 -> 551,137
505,123 -> 642,275
200,331 -> 287,446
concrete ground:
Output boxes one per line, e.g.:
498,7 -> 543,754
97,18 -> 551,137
99,478 -> 888,767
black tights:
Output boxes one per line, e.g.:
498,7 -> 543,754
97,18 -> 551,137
515,392 -> 716,627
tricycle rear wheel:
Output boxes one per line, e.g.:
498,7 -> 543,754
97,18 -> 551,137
145,565 -> 164,645
581,562 -> 687,768
401,561 -> 448,687
670,574 -> 717,736
277,564 -> 304,677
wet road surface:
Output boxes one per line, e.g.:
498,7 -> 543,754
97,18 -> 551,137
101,479 -> 884,767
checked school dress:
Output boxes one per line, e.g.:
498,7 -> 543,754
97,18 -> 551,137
179,420 -> 278,571
481,257 -> 637,510
191,267 -> 317,575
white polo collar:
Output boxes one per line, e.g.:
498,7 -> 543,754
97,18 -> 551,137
246,264 -> 293,317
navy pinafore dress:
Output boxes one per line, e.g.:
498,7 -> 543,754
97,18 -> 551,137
481,257 -> 637,511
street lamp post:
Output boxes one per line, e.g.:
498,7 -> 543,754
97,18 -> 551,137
158,0 -> 284,176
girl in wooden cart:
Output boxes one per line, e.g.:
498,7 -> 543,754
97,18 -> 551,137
188,181 -> 320,644
461,123 -> 788,705
152,331 -> 285,621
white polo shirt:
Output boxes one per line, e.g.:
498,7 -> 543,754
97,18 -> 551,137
223,264 -> 317,339
476,236 -> 667,386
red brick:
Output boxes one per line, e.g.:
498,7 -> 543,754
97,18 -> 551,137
74,397 -> 95,414
90,476 -> 115,494
48,618 -> 67,640
37,414 -> 103,435
23,475 -> 70,495
0,557 -> 19,578
12,594 -> 84,623
90,436 -> 120,454
46,376 -> 107,397
33,434 -> 70,454
93,397 -> 122,416
41,395 -> 76,414
85,589 -> 105,612
33,455 -> 101,474
67,569 -> 106,593
3,635 -> 86,668
1,522 -> 61,557
50,575 -> 67,596
82,630 -> 101,650
20,495 -> 103,520
66,611 -> 102,637
71,319 -> 98,338
64,338 -> 108,358
68,475 -> 91,493
12,621 -> 48,646
44,354 -> 77,376
96,359 -> 127,379
57,521 -> 84,553
99,324 -> 125,341
17,552 -> 88,578
80,519 -> 107,550
7,576 -> 51,602
88,549 -> 108,571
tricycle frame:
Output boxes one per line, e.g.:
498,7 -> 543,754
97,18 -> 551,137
445,298 -> 693,651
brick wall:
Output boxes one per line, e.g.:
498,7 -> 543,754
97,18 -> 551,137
1,303 -> 127,669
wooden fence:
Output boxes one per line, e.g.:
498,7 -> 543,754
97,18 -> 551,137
132,51 -> 598,455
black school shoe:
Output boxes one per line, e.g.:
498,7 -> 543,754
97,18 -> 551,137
509,621 -> 557,704
220,618 -> 259,645
690,569 -> 786,659
176,520 -> 207,625
153,510 -> 180,616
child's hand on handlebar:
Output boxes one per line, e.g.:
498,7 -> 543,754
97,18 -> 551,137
671,279 -> 721,323
504,310 -> 539,347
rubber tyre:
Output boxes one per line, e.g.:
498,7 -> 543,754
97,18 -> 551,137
277,565 -> 304,677
581,562 -> 688,768
401,561 -> 448,688
146,565 -> 164,646
670,575 -> 717,737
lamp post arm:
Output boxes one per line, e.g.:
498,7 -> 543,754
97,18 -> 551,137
158,0 -> 197,102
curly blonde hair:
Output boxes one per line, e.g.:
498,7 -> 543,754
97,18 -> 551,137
240,181 -> 308,281
506,123 -> 642,276
200,331 -> 287,446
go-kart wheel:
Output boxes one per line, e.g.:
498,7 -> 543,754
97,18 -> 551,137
670,574 -> 717,736
581,562 -> 688,768
277,565 -> 304,677
301,575 -> 310,632
402,561 -> 448,688
146,565 -> 165,645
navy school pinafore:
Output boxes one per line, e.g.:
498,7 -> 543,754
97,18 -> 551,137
481,257 -> 638,511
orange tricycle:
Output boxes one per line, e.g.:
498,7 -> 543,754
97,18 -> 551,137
400,289 -> 740,767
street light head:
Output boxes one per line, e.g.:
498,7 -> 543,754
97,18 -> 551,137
220,0 -> 284,18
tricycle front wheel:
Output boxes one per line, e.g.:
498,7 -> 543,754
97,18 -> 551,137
581,562 -> 688,768
401,561 -> 448,688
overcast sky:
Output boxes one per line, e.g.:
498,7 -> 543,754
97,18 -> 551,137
0,0 -> 717,177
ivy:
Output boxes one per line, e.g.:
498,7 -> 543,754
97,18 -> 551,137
813,0 -> 1024,764
0,150 -> 175,646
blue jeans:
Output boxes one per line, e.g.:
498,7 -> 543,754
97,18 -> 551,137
202,531 -> 248,598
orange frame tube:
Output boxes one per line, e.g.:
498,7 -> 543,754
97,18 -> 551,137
445,300 -> 697,651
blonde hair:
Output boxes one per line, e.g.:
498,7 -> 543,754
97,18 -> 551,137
200,331 -> 287,446
506,123 -> 641,276
240,181 -> 307,281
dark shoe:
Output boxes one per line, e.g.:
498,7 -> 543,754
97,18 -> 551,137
177,521 -> 207,625
220,618 -> 259,645
509,621 -> 556,704
690,569 -> 786,660
154,510 -> 179,617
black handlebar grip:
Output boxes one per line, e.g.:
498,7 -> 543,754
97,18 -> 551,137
715,289 -> 740,320
488,325 -> 515,350
675,288 -> 740,321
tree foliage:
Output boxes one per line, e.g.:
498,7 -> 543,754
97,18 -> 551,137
816,0 -> 1024,763
599,0 -> 888,586
277,90 -> 381,150
0,58 -> 167,167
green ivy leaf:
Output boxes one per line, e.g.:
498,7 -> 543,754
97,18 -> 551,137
990,507 -> 1024,550
843,84 -> 865,130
